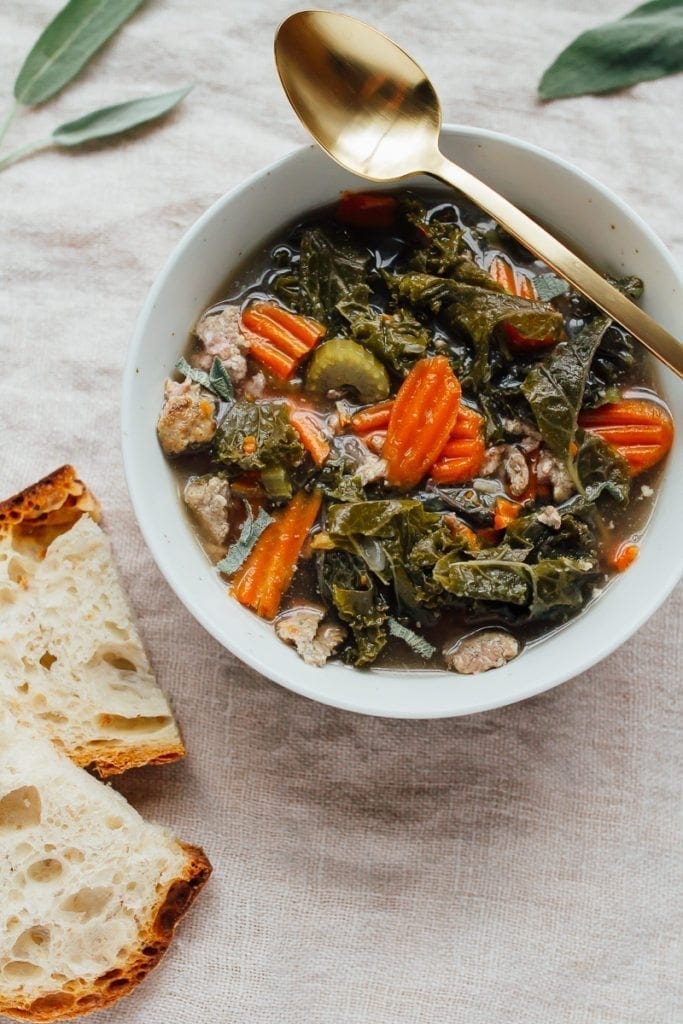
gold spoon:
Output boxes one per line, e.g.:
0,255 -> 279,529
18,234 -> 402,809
274,9 -> 683,379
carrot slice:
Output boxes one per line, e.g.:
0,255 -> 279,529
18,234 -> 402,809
493,497 -> 521,531
244,302 -> 325,348
488,256 -> 517,294
448,405 -> 484,439
289,409 -> 331,466
247,336 -> 298,380
430,456 -> 480,485
350,399 -> 394,434
232,489 -> 323,619
242,302 -> 325,379
384,356 -> 462,489
439,437 -> 484,460
517,276 -> 538,301
579,398 -> 674,476
610,541 -> 639,573
503,323 -> 557,352
337,191 -> 398,229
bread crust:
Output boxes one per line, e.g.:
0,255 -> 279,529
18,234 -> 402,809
0,465 -> 101,551
0,843 -> 212,1022
0,466 -> 186,776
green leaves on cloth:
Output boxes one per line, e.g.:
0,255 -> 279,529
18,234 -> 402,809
539,0 -> 683,100
14,0 -> 144,105
51,85 -> 193,147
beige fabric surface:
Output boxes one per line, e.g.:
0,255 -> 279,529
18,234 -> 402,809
1,1 -> 681,1021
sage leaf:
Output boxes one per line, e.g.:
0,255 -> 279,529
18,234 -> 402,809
534,274 -> 569,302
387,618 -> 436,660
51,85 -> 192,146
14,0 -> 144,106
215,503 -> 273,576
208,357 -> 235,404
539,0 -> 683,100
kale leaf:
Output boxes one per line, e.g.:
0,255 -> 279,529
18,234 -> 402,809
347,308 -> 429,376
433,553 -> 598,620
213,401 -> 304,472
318,550 -> 388,666
297,225 -> 372,325
394,273 -> 563,384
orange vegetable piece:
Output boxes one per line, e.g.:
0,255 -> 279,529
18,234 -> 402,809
444,514 -> 481,551
350,399 -> 394,434
232,489 -> 323,620
288,409 -> 331,467
610,541 -> 639,573
336,191 -> 398,229
384,356 -> 462,489
503,323 -> 557,352
579,398 -> 674,476
493,497 -> 521,531
242,301 -> 325,380
429,404 -> 485,484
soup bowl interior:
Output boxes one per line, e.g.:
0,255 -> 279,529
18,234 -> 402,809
122,125 -> 683,718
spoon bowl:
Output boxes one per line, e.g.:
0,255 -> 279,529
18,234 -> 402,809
275,10 -> 683,377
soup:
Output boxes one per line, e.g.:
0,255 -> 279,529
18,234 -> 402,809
156,190 -> 673,674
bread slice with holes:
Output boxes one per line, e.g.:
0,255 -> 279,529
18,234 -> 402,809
0,466 -> 184,776
0,711 -> 211,1022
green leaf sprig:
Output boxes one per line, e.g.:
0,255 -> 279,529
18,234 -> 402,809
387,618 -> 436,660
175,356 -> 235,404
0,0 -> 192,171
539,0 -> 683,101
216,503 -> 274,577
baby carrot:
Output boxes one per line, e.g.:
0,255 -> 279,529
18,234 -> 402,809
232,489 -> 323,620
384,356 -> 462,489
288,409 -> 331,466
350,399 -> 394,434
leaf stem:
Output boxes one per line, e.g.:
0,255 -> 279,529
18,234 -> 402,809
0,100 -> 19,150
0,137 -> 54,172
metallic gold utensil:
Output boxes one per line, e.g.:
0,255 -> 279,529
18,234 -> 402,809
274,10 -> 683,378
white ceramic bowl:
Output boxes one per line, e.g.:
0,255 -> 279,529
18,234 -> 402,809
122,125 -> 683,718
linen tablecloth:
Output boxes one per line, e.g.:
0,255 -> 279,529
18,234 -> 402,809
1,1 -> 681,1021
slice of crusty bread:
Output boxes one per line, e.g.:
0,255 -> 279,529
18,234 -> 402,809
0,466 -> 185,776
0,711 -> 211,1022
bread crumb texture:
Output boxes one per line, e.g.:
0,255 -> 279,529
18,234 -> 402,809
0,467 -> 185,775
0,713 -> 211,1021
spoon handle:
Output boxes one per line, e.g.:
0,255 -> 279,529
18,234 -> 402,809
429,153 -> 683,379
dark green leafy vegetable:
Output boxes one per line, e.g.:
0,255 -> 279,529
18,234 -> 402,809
318,550 -> 388,666
582,325 -> 636,408
395,273 -> 563,384
14,0 -> 144,106
521,276 -> 642,469
213,402 -> 304,473
326,500 -> 441,619
289,225 -> 371,326
176,355 -> 234,403
215,503 -> 273,576
539,0 -> 683,101
348,308 -> 430,376
387,618 -> 436,660
575,430 -> 631,503
433,552 -> 598,619
399,196 -> 499,287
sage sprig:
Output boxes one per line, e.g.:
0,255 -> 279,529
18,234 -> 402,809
539,0 -> 683,100
14,0 -> 145,107
0,0 -> 192,171
387,618 -> 436,660
175,356 -> 235,404
216,504 -> 274,577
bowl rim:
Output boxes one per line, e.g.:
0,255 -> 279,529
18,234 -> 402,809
122,123 -> 683,718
